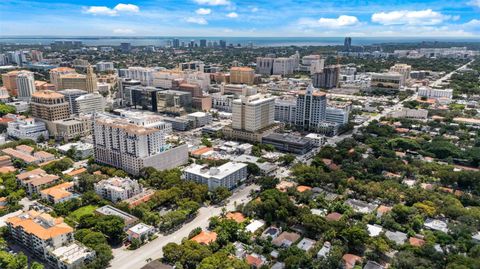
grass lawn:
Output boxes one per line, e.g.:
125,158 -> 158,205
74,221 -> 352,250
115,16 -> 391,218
68,205 -> 98,223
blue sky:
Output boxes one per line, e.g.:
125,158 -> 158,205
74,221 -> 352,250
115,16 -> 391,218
0,0 -> 479,36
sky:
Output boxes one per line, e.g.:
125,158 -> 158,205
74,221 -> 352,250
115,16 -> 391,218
0,0 -> 479,37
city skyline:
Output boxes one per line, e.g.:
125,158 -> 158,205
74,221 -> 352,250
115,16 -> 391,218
1,0 -> 479,37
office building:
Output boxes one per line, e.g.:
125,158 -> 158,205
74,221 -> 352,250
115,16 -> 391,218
30,90 -> 70,133
325,107 -> 349,125
58,73 -> 88,91
389,64 -> 411,82
222,84 -> 257,97
274,97 -> 297,124
118,78 -> 141,106
156,90 -> 192,113
295,85 -> 327,132
123,67 -> 156,86
256,57 -> 275,75
183,161 -> 248,190
418,87 -> 453,99
59,89 -> 88,114
30,50 -> 43,62
96,61 -> 115,72
272,57 -> 297,76
312,66 -> 338,89
7,117 -> 49,142
199,39 -> 207,48
93,114 -> 188,175
370,73 -> 405,89
388,108 -> 428,120
75,93 -> 105,114
2,70 -> 20,95
219,40 -> 227,49
129,86 -> 162,112
230,67 -> 255,85
262,133 -> 315,155
120,42 -> 131,52
54,118 -> 91,141
187,112 -> 212,128
232,94 -> 275,132
300,55 -> 325,74
173,38 -> 180,48
211,93 -> 235,112
16,71 -> 36,101
94,177 -> 142,203
344,37 -> 352,51
49,67 -> 76,90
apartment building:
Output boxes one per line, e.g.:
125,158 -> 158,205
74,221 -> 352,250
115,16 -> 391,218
94,177 -> 142,203
183,162 -> 248,190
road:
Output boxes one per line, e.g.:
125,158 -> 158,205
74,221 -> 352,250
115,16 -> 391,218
430,59 -> 473,87
109,184 -> 259,269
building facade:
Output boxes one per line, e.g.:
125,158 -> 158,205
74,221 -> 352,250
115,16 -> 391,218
183,162 -> 248,190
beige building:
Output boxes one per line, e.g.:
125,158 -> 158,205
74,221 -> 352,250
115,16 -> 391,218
58,73 -> 88,91
49,67 -> 76,90
85,65 -> 98,93
54,118 -> 91,141
232,94 -> 275,132
230,67 -> 255,85
30,90 -> 70,133
1,70 -> 21,95
389,64 -> 411,82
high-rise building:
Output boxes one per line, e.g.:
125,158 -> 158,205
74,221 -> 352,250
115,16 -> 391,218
118,78 -> 141,106
326,107 -> 349,126
30,91 -> 70,133
272,57 -> 297,75
344,37 -> 352,51
219,40 -> 227,49
295,84 -> 327,131
86,65 -> 98,93
1,70 -> 20,94
389,64 -> 412,82
16,71 -> 36,101
199,39 -> 207,48
58,89 -> 88,114
49,67 -> 76,90
274,97 -> 297,123
30,50 -> 43,62
173,38 -> 180,48
230,67 -> 255,85
96,61 -> 115,72
232,94 -> 275,132
58,74 -> 88,91
75,93 -> 105,115
312,66 -> 339,89
120,42 -> 131,52
93,114 -> 188,175
256,57 -> 275,75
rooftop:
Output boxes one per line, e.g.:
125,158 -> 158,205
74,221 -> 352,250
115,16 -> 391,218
51,242 -> 94,265
6,210 -> 73,240
191,230 -> 217,245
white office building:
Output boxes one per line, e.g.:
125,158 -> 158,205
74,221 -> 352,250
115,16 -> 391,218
295,85 -> 327,131
58,89 -> 88,114
183,162 -> 248,190
123,67 -> 157,86
75,93 -> 105,115
16,71 -> 36,101
94,177 -> 142,203
96,61 -> 115,72
325,107 -> 349,125
274,97 -> 297,123
418,87 -> 453,99
7,117 -> 49,141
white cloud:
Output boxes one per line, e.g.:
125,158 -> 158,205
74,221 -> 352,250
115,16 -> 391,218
468,0 -> 480,8
226,12 -> 238,18
371,9 -> 448,25
251,7 -> 259,12
195,8 -> 211,15
114,3 -> 139,13
464,19 -> 480,27
186,17 -> 208,25
113,28 -> 135,34
84,3 -> 139,16
193,0 -> 230,6
84,6 -> 117,16
298,15 -> 359,28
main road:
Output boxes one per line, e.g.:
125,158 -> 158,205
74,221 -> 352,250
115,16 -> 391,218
109,184 -> 259,269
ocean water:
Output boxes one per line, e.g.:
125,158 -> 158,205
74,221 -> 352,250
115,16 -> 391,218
1,36 -> 479,47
